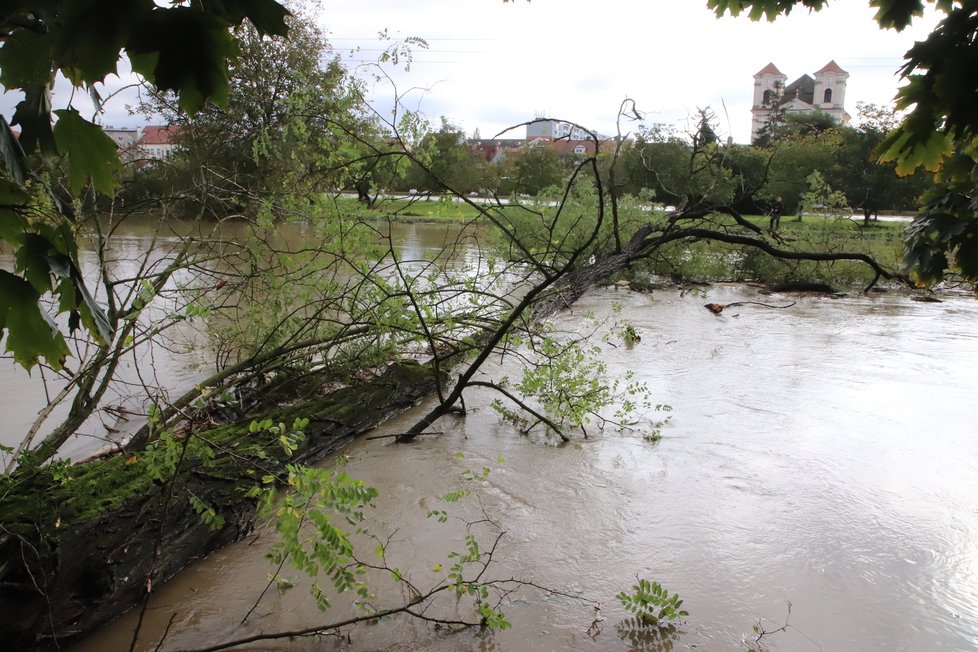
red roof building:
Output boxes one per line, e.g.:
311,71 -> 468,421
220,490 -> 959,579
815,60 -> 847,75
754,62 -> 785,78
138,125 -> 182,161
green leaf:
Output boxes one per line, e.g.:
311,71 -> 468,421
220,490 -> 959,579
0,207 -> 28,245
53,109 -> 122,195
201,0 -> 291,37
66,269 -> 113,343
0,180 -> 28,207
0,270 -> 69,370
879,123 -> 954,174
11,86 -> 56,159
706,0 -> 831,21
14,234 -> 56,294
870,0 -> 925,30
26,223 -> 112,344
127,8 -> 239,113
0,27 -> 52,90
0,117 -> 28,186
54,0 -> 156,84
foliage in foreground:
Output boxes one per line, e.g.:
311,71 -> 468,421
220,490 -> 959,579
3,0 -> 976,648
618,578 -> 689,627
0,1 -> 291,372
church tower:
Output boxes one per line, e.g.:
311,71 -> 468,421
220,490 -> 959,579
813,60 -> 850,122
750,61 -> 851,143
751,62 -> 787,143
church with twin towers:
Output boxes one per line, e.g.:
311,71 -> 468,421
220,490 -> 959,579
750,60 -> 851,143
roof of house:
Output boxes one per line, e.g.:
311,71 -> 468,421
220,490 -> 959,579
784,74 -> 816,105
140,125 -> 181,145
470,139 -> 526,162
754,62 -> 786,78
815,60 -> 848,76
469,139 -> 525,147
537,139 -> 612,156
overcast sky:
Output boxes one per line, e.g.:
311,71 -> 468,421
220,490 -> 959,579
1,1 -> 942,144
324,0 -> 941,143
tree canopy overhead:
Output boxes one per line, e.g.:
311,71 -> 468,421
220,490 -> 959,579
0,0 -> 292,371
2,0 -> 290,145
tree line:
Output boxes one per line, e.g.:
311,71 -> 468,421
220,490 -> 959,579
126,94 -> 933,221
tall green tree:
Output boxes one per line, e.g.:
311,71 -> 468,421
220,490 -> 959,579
832,103 -> 932,223
501,145 -> 565,196
401,117 -> 485,193
761,130 -> 839,213
139,9 -> 370,215
693,107 -> 720,149
629,115 -> 736,209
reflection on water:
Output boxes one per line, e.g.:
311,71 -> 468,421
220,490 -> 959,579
71,285 -> 978,651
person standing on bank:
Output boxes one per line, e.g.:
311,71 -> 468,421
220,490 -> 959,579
769,196 -> 784,232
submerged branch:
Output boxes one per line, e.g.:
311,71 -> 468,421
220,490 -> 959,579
467,380 -> 569,442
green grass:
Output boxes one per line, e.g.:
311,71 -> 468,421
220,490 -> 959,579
328,194 -> 909,289
644,214 -> 907,288
332,195 -> 489,222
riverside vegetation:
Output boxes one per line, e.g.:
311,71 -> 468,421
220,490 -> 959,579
2,0 -> 977,649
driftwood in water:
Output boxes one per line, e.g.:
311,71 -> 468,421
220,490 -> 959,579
0,362 -> 438,650
704,301 -> 797,315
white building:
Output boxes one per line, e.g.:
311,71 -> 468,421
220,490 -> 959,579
750,61 -> 851,143
138,125 -> 182,161
526,116 -> 591,141
102,126 -> 142,162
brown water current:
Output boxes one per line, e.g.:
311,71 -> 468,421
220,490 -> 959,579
70,283 -> 978,651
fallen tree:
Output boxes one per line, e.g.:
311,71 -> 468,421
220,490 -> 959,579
0,361 -> 438,649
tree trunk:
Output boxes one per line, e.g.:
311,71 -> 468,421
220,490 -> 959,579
0,362 -> 439,650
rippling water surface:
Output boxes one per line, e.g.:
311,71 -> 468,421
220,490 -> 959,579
71,282 -> 978,652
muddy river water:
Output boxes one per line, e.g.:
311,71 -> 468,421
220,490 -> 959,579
68,269 -> 978,650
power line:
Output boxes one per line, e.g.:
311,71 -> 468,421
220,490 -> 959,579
327,37 -> 507,42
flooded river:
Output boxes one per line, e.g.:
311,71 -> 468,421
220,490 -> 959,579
0,219 -> 473,462
70,281 -> 978,651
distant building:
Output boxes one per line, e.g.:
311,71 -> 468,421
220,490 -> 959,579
525,117 -> 592,141
470,138 -> 525,165
138,125 -> 182,161
751,61 -> 850,143
102,126 -> 140,149
100,126 -> 142,162
526,138 -> 604,157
